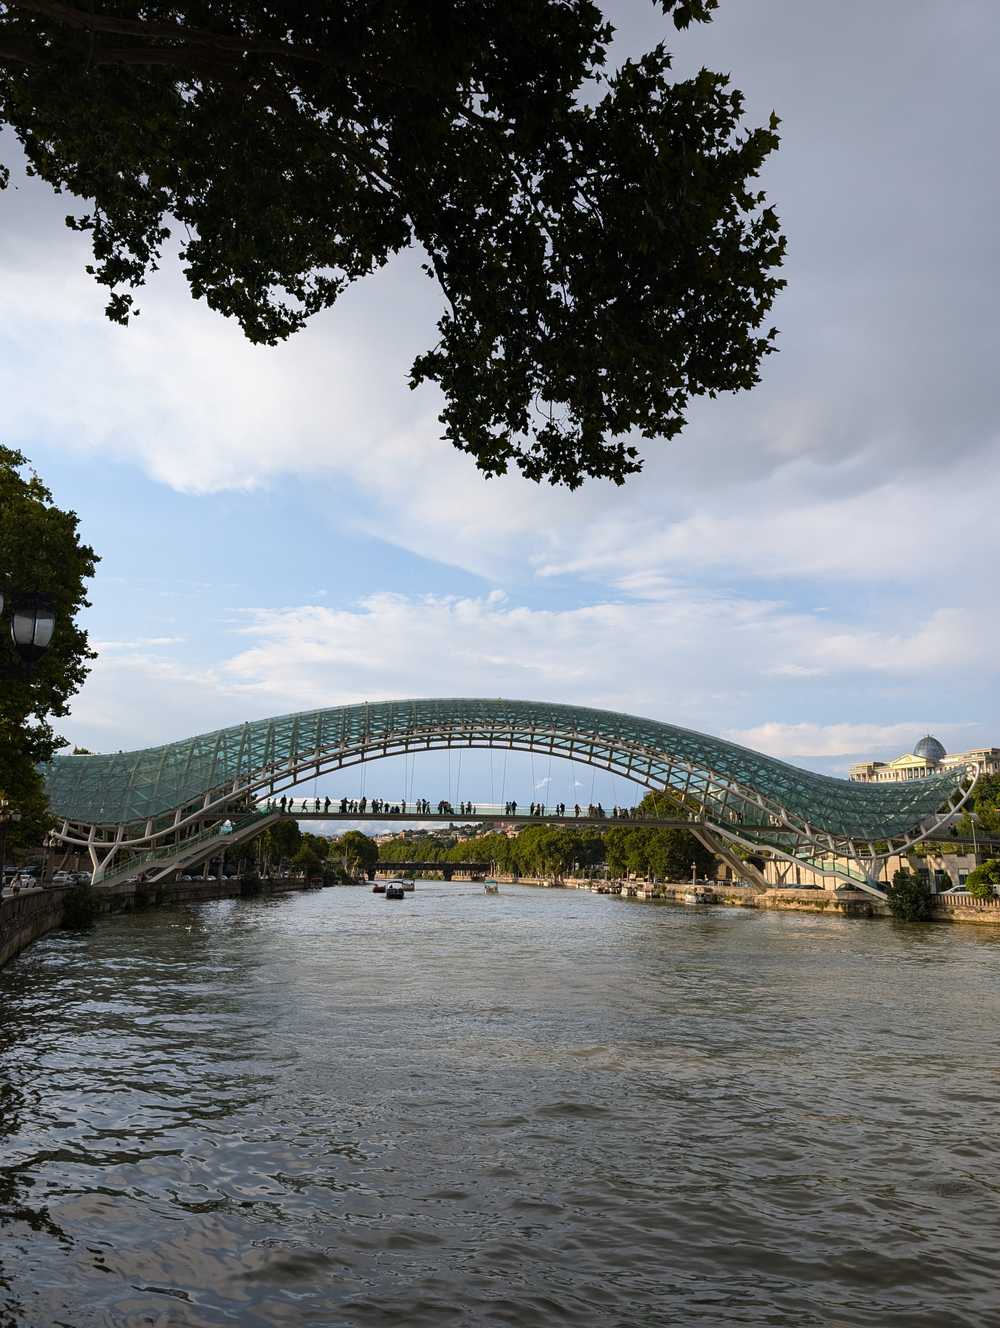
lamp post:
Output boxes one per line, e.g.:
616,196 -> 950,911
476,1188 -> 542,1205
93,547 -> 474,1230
1,590 -> 58,890
691,860 -> 697,885
1,590 -> 57,667
1,798 -> 23,894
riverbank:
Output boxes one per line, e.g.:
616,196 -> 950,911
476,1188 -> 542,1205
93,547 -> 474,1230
502,875 -> 1000,925
0,875 -> 354,970
4,870 -> 998,972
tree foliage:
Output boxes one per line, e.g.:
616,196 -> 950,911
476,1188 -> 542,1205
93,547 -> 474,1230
965,858 -> 1000,900
0,1 -> 784,488
886,867 -> 933,923
0,446 -> 98,831
259,817 -> 302,872
604,824 -> 713,880
333,829 -> 379,877
376,819 -> 714,881
292,843 -> 324,877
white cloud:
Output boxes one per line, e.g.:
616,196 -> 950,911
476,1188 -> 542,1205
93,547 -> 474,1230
724,721 -> 976,761
61,588 -> 998,762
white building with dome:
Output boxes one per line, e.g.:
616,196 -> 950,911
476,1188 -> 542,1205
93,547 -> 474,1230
849,735 -> 1000,783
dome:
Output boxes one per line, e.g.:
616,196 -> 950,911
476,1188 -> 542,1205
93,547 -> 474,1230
913,734 -> 946,763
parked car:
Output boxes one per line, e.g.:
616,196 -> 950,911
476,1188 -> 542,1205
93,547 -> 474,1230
52,871 -> 76,886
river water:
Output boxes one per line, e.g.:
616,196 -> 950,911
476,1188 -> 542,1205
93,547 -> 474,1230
1,885 -> 998,1327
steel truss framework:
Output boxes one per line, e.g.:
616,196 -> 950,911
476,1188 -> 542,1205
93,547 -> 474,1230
42,698 -> 976,893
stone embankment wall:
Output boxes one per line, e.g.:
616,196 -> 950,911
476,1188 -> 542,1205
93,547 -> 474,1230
0,885 -> 68,968
0,876 -> 354,970
511,876 -> 1000,924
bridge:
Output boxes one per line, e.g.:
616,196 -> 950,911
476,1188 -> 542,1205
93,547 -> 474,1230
41,697 -> 977,897
374,863 -> 491,880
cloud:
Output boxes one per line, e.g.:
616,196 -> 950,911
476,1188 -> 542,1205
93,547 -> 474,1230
724,721 -> 976,762
61,588 -> 998,764
5,4 -> 1000,772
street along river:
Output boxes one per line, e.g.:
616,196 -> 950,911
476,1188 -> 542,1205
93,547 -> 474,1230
1,884 -> 999,1327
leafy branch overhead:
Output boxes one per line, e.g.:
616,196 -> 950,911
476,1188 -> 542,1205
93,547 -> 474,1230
0,0 -> 785,487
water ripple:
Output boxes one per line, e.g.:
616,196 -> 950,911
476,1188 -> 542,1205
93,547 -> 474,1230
1,886 -> 999,1326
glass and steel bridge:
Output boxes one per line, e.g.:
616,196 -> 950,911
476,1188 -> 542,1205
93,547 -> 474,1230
42,698 -> 976,893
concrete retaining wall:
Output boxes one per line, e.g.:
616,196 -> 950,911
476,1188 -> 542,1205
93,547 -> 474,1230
0,876 -> 350,970
0,886 -> 68,968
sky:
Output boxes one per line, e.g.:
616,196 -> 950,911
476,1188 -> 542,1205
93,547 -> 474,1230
2,0 -> 998,806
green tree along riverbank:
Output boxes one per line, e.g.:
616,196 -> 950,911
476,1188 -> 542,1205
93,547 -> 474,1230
0,447 -> 98,853
375,794 -> 714,882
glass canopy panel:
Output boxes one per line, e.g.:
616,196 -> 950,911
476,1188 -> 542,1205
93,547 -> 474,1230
41,698 -> 969,845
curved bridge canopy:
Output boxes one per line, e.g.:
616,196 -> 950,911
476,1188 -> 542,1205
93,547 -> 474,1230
44,699 -> 970,873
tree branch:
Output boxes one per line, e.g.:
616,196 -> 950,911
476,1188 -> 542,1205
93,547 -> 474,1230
5,0 -> 352,67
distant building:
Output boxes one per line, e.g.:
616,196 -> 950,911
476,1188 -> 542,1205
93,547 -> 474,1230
849,734 -> 1000,783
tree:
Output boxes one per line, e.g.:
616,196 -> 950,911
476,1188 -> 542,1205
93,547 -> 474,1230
0,1 -> 784,489
260,818 -> 301,873
292,843 -> 324,878
0,446 -> 98,826
886,867 -> 933,923
335,830 -> 378,878
645,827 -> 714,881
965,859 -> 1000,900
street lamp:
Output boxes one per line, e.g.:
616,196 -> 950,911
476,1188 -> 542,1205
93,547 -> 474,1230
1,591 -> 57,665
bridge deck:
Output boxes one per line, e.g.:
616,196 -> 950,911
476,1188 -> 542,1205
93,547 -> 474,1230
276,810 -> 706,830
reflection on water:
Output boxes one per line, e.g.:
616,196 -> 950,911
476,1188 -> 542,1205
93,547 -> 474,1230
1,885 -> 999,1326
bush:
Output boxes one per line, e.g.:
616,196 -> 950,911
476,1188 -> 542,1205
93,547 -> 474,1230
886,867 -> 933,922
965,859 -> 1000,900
61,883 -> 99,929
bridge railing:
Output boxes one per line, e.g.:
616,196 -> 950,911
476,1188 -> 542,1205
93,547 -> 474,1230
97,809 -> 273,888
255,799 -> 691,821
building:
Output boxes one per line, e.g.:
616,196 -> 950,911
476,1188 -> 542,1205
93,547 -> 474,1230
849,734 -> 1000,783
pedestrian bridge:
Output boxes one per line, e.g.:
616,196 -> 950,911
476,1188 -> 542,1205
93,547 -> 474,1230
42,698 -> 975,894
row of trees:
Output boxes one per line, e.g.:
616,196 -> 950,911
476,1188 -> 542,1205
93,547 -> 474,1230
238,823 -> 381,881
376,820 -> 715,881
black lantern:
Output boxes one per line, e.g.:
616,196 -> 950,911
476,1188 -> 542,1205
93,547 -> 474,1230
9,593 -> 56,664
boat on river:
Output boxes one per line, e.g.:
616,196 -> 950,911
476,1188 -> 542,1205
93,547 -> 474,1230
385,883 -> 406,900
682,886 -> 713,905
484,880 -> 499,894
372,881 -> 386,893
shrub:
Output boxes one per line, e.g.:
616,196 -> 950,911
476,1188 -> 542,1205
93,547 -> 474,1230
964,859 -> 1000,900
886,867 -> 933,922
61,883 -> 99,929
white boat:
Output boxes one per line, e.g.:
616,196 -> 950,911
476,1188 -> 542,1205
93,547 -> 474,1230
484,879 -> 499,894
682,886 -> 713,905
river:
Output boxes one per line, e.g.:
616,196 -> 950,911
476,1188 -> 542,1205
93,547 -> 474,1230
1,884 -> 998,1327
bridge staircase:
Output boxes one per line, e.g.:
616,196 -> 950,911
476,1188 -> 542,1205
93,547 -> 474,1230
94,808 -> 280,890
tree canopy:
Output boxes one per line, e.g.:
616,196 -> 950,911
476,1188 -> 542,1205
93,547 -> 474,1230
333,829 -> 379,877
0,446 -> 98,832
0,0 -> 784,488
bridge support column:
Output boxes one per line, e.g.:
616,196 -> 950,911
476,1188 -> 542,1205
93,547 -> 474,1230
690,825 -> 769,894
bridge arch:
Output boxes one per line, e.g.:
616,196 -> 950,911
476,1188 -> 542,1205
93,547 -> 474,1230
43,698 -> 975,893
